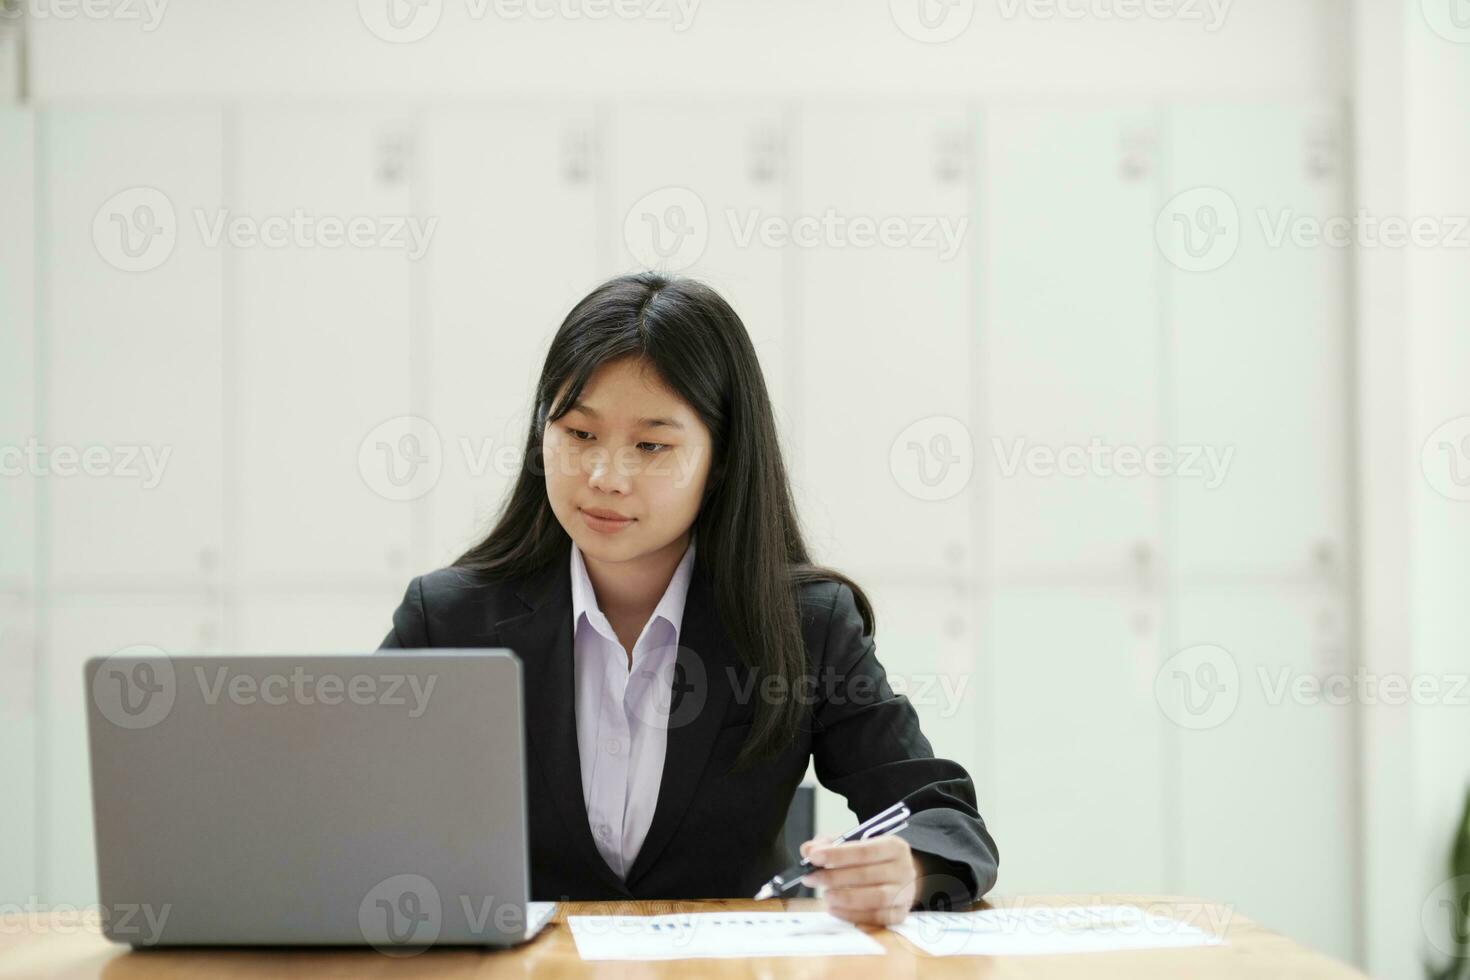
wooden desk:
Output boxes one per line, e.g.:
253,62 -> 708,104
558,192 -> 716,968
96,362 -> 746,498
0,894 -> 1366,978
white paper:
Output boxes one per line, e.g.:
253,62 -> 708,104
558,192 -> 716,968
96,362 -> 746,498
526,902 -> 557,939
889,904 -> 1227,957
567,911 -> 886,960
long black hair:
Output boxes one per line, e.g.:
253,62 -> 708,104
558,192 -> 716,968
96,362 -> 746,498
453,271 -> 873,768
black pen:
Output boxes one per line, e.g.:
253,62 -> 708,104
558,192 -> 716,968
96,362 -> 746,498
753,801 -> 912,900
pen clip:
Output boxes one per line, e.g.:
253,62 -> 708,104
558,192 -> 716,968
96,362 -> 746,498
860,818 -> 908,840
837,801 -> 911,844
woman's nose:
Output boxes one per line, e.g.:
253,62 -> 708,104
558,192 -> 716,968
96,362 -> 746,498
586,447 -> 633,494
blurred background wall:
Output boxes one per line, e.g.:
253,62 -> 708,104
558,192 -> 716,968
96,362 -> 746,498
0,2 -> 1466,977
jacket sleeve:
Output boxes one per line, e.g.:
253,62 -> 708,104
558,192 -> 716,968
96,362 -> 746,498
378,575 -> 429,649
809,582 -> 999,907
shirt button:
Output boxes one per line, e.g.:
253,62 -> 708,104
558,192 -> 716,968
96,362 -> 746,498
596,825 -> 611,841
605,738 -> 620,755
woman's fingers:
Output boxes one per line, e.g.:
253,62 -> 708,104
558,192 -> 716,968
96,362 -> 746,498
806,835 -> 908,869
823,881 -> 910,911
799,835 -> 834,861
799,835 -> 920,926
803,858 -> 907,888
823,881 -> 918,925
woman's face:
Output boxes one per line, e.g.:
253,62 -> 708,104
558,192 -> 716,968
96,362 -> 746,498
542,357 -> 713,565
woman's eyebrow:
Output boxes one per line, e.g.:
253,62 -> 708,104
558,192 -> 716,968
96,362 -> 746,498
568,401 -> 684,430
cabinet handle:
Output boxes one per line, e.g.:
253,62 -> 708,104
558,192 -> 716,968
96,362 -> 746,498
376,127 -> 414,186
1118,125 -> 1155,182
562,126 -> 594,185
1305,119 -> 1339,181
747,122 -> 782,185
933,129 -> 968,185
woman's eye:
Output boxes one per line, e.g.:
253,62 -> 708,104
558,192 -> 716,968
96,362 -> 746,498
560,426 -> 663,452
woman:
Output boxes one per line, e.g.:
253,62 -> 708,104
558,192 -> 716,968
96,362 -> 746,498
380,272 -> 998,924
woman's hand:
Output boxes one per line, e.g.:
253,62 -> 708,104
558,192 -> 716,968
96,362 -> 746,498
798,834 -> 924,926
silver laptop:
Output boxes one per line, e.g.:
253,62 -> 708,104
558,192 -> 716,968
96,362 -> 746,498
85,651 -> 556,949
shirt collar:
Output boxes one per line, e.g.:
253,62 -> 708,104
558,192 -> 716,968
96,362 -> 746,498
569,534 -> 697,646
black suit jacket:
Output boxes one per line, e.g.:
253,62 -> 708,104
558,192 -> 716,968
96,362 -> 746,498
379,543 -> 999,905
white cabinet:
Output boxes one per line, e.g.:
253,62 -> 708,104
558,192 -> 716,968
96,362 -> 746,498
1171,584 -> 1355,962
983,105 -> 1163,582
1164,102 -> 1348,577
794,105 -> 974,581
8,98 -> 1359,946
41,109 -> 224,588
609,104 -> 795,436
233,108 -> 419,585
420,107 -> 600,568
0,596 -> 37,903
40,597 -> 221,904
987,586 -> 1168,894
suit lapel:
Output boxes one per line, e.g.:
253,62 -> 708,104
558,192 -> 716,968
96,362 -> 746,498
495,547 -> 739,895
493,548 -> 630,897
623,565 -> 737,889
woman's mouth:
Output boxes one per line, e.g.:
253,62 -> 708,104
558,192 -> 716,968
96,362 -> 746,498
580,507 -> 636,534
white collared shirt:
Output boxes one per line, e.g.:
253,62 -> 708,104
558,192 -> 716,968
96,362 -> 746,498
569,535 -> 697,880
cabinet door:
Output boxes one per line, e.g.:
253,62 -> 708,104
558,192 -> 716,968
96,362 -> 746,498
1164,102 -> 1348,576
420,107 -> 600,567
809,582 -> 986,841
0,108 -> 34,593
989,586 -> 1168,893
40,598 -> 221,904
41,109 -> 224,588
794,104 -> 974,581
984,105 -> 1162,582
233,108 -> 419,585
610,104 -> 794,435
0,596 -> 37,903
1171,584 -> 1354,961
